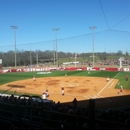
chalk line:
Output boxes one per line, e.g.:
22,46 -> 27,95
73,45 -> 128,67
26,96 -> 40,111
109,82 -> 114,88
97,72 -> 120,95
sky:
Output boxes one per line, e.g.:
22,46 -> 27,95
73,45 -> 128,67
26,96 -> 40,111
0,0 -> 130,54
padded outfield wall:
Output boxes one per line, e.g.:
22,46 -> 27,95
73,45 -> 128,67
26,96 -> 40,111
1,66 -> 130,73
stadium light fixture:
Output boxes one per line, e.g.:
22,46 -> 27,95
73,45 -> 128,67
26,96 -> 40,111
10,25 -> 18,69
89,26 -> 97,67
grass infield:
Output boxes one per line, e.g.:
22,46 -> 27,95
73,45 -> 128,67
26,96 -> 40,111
0,70 -> 130,95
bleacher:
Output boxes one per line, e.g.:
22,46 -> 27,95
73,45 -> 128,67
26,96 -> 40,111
0,94 -> 130,130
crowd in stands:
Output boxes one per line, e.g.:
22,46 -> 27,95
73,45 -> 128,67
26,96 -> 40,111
78,59 -> 130,67
0,94 -> 130,130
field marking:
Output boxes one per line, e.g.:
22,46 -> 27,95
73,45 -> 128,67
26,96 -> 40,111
97,72 -> 120,95
68,83 -> 79,87
49,92 -> 85,98
60,83 -> 79,87
93,95 -> 98,98
97,95 -> 104,98
84,94 -> 104,99
86,95 -> 93,98
95,94 -> 103,98
84,96 -> 89,98
60,84 -> 63,87
109,82 -> 114,88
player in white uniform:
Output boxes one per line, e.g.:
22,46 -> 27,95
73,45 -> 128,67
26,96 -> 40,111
106,76 -> 109,82
65,72 -> 67,77
42,92 -> 46,99
119,86 -> 123,95
45,88 -> 49,97
33,75 -> 36,81
61,86 -> 64,95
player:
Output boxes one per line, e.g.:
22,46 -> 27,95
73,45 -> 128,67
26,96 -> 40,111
61,86 -> 64,96
126,75 -> 128,81
88,70 -> 90,74
65,72 -> 67,77
106,76 -> 109,82
45,87 -> 49,97
33,75 -> 36,81
119,85 -> 123,95
42,92 -> 46,99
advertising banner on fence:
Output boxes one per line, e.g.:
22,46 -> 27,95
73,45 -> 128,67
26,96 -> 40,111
124,68 -> 130,72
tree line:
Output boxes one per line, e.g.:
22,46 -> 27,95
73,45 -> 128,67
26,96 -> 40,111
0,49 -> 129,67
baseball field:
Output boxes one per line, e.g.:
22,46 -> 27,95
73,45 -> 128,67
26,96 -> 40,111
0,70 -> 130,103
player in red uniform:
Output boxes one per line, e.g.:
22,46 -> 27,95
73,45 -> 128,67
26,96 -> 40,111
126,75 -> 128,81
61,86 -> 64,96
45,87 -> 49,97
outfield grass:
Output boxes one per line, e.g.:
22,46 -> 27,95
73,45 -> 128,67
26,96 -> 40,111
0,71 -> 130,93
115,72 -> 130,89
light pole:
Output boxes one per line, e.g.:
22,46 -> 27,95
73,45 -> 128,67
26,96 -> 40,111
52,28 -> 60,69
36,53 -> 38,68
89,26 -> 97,67
30,44 -> 32,69
10,25 -> 18,69
53,39 -> 55,66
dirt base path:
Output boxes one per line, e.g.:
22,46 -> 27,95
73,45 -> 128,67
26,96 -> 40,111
1,76 -> 130,103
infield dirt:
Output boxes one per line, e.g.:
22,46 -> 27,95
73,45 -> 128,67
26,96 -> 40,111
1,76 -> 130,103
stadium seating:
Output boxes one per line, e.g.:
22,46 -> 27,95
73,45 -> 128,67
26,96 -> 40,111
0,94 -> 130,130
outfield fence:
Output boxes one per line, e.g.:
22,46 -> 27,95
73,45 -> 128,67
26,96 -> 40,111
0,66 -> 130,73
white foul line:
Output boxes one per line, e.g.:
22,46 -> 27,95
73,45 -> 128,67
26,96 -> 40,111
109,82 -> 114,88
97,72 -> 120,95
